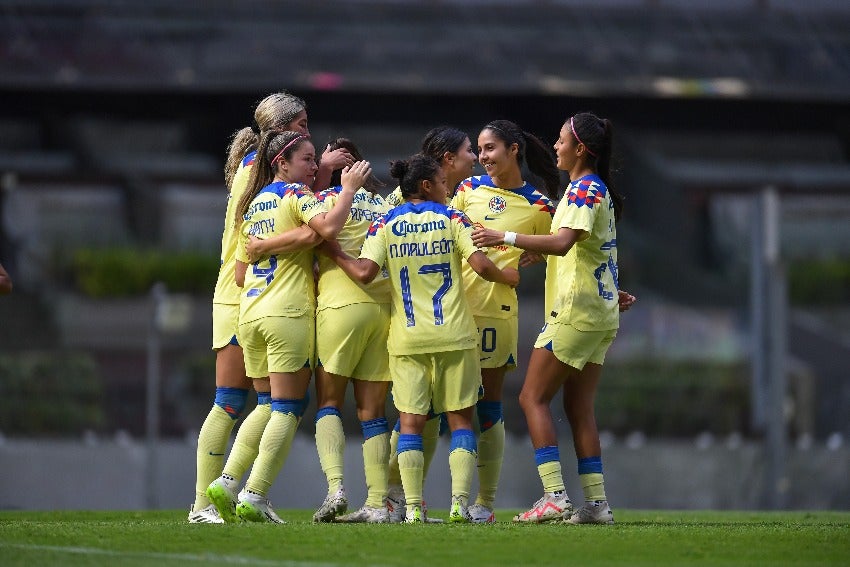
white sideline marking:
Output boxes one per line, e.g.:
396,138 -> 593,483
1,543 -> 346,566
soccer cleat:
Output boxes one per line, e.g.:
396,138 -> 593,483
187,504 -> 224,524
566,500 -> 615,525
421,500 -> 444,524
312,485 -> 348,523
448,495 -> 471,523
512,491 -> 574,523
335,505 -> 390,524
236,489 -> 285,524
404,503 -> 423,524
205,475 -> 239,524
386,485 -> 406,523
467,503 -> 496,524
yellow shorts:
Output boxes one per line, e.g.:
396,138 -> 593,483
533,321 -> 617,370
390,348 -> 481,415
212,302 -> 239,350
316,303 -> 390,382
474,314 -> 518,370
238,315 -> 315,378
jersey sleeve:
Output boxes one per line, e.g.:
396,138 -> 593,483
359,217 -> 388,267
450,208 -> 478,260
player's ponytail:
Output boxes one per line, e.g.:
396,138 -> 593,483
570,113 -> 624,221
391,154 -> 441,199
224,127 -> 258,191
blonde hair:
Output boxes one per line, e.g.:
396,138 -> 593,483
223,92 -> 307,190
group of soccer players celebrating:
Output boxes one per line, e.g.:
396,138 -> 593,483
187,91 -> 634,526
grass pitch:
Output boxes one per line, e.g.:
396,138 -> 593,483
1,509 -> 848,566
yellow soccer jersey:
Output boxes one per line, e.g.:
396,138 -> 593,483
213,151 -> 256,305
315,186 -> 391,309
385,187 -> 404,209
451,175 -> 554,319
359,201 -> 479,356
544,174 -> 619,332
236,181 -> 326,324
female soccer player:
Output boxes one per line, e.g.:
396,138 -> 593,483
326,153 -> 518,523
206,130 -> 369,523
246,138 -> 393,523
450,119 -> 559,523
472,112 -> 631,524
189,91 -> 353,524
383,126 -> 477,522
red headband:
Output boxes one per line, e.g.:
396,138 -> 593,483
570,117 -> 597,158
271,134 -> 308,165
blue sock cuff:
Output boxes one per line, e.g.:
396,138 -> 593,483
315,406 -> 341,423
450,428 -> 477,453
297,392 -> 310,417
476,400 -> 503,433
534,445 -> 560,466
393,419 -> 401,433
256,391 -> 271,405
214,387 -> 249,420
361,417 -> 389,440
271,398 -> 302,416
397,433 -> 423,454
578,456 -> 603,475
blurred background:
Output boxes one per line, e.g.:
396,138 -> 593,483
0,0 -> 848,512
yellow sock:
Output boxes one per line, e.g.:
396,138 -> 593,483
538,461 -> 565,494
193,405 -> 236,511
362,431 -> 390,508
475,421 -> 504,507
387,428 -> 401,487
580,473 -> 606,502
449,448 -> 476,500
398,450 -> 424,507
222,402 -> 271,479
421,417 -> 441,478
245,410 -> 299,495
315,411 -> 345,492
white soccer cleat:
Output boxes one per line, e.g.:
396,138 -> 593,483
512,491 -> 573,523
448,495 -> 471,523
205,474 -> 239,524
404,503 -> 423,524
312,485 -> 348,523
467,503 -> 496,524
386,485 -> 406,523
335,505 -> 390,523
236,489 -> 285,524
566,500 -> 615,525
187,504 -> 224,524
421,499 -> 444,524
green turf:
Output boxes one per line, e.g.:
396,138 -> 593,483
1,509 -> 848,566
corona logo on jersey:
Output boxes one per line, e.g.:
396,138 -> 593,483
566,178 -> 607,209
390,218 -> 447,237
488,195 -> 507,214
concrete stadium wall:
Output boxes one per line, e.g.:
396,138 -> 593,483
1,436 -> 846,513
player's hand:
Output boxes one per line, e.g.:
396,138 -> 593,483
341,160 -> 372,193
618,289 -> 636,312
502,267 -> 520,288
245,235 -> 265,263
518,250 -> 544,267
472,227 -> 505,248
320,145 -> 354,171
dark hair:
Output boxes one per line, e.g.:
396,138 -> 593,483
482,119 -> 561,200
234,130 -> 312,227
420,126 -> 469,163
569,112 -> 623,221
327,137 -> 384,191
390,154 -> 442,200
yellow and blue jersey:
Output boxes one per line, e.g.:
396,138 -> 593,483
314,185 -> 391,309
236,180 -> 325,324
212,150 -> 256,305
359,201 -> 479,356
545,174 -> 619,331
451,175 -> 554,319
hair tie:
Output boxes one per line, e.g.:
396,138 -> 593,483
271,134 -> 308,165
570,117 -> 597,158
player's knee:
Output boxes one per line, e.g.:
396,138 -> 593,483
214,387 -> 250,420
